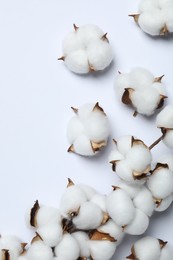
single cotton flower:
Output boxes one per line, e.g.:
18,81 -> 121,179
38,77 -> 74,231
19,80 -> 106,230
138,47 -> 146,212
115,68 -> 167,116
58,24 -> 113,74
130,0 -> 173,36
109,135 -> 152,184
67,102 -> 110,156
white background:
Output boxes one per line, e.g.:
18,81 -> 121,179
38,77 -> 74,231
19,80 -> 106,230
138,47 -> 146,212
0,0 -> 173,259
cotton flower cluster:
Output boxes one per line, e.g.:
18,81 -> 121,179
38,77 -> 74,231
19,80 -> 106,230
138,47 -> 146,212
67,102 -> 110,156
156,104 -> 173,148
127,236 -> 173,260
130,0 -> 173,36
115,67 -> 167,116
58,24 -> 113,74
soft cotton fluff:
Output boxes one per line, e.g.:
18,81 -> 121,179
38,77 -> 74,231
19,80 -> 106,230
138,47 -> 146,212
0,235 -> 25,260
156,105 -> 173,148
88,240 -> 116,260
131,0 -> 173,35
67,102 -> 110,156
59,24 -> 113,74
109,135 -> 152,184
71,232 -> 90,258
26,241 -> 53,260
115,67 -> 166,116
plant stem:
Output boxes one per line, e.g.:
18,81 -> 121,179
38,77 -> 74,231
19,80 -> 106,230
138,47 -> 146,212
149,135 -> 163,150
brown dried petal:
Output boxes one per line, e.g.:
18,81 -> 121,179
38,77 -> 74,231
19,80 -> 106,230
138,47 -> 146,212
122,88 -> 134,105
101,33 -> 109,43
90,140 -> 107,153
30,200 -> 40,228
67,178 -> 74,187
158,239 -> 168,249
160,25 -> 169,35
2,250 -> 10,260
154,75 -> 165,83
89,230 -> 116,242
129,14 -> 140,24
67,144 -> 75,153
92,102 -> 106,115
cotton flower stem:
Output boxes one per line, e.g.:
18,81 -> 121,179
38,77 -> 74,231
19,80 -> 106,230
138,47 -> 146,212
149,135 -> 163,150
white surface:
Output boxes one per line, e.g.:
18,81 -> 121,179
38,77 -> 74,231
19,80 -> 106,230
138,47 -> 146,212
0,0 -> 173,259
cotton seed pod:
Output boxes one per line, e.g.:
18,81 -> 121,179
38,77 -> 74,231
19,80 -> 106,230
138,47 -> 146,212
124,208 -> 149,235
67,103 -> 110,156
126,236 -> 170,260
58,24 -> 113,74
98,219 -> 125,246
147,163 -> 173,200
156,105 -> 173,148
115,68 -> 166,116
133,186 -> 155,217
26,241 -> 53,260
72,201 -> 104,230
54,233 -> 80,260
71,232 -> 90,258
106,187 -> 135,226
109,135 -> 152,184
130,0 -> 173,36
59,180 -> 88,217
0,235 -> 26,260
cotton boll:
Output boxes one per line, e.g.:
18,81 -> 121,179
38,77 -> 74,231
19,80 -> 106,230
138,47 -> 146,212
129,67 -> 155,89
124,209 -> 149,235
55,233 -> 80,260
77,24 -> 104,45
88,240 -> 116,260
156,105 -> 173,128
87,40 -> 113,71
90,194 -> 107,212
134,236 -> 161,260
98,220 -> 124,246
155,193 -> 173,212
64,49 -> 89,74
76,184 -> 97,200
159,244 -> 173,260
126,143 -> 152,172
147,168 -> 173,199
66,117 -> 84,143
26,241 -> 53,260
0,235 -> 24,260
133,187 -> 155,216
118,181 -> 141,199
73,201 -> 103,229
106,189 -> 135,226
138,10 -> 165,35
59,185 -> 87,216
115,73 -> 131,99
71,232 -> 90,258
117,135 -> 132,156
163,130 -> 173,148
36,206 -> 61,227
36,222 -> 63,247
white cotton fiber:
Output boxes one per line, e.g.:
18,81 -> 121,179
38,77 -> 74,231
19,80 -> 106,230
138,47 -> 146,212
65,49 -> 89,74
73,134 -> 94,156
26,241 -> 53,260
139,0 -> 158,12
76,24 -> 104,44
117,135 -> 132,156
133,187 -> 155,216
156,105 -> 173,128
36,206 -> 61,227
72,231 -> 90,258
73,201 -> 103,229
108,149 -> 124,163
76,184 -> 96,199
78,103 -> 95,119
98,220 -> 125,245
163,130 -> 173,148
147,168 -> 173,199
88,240 -> 116,260
158,154 -> 173,171
62,32 -> 83,56
159,244 -> 173,260
155,193 -> 173,212
90,193 -> 107,212
124,209 -> 149,235
55,234 -> 80,260
116,161 -> 134,183
106,189 -> 135,226
66,117 -> 84,143
118,182 -> 141,199
164,7 -> 173,32
115,73 -> 131,98
59,185 -> 87,215
0,235 -> 23,260
134,236 -> 161,260
37,222 -> 63,247
130,67 -> 155,89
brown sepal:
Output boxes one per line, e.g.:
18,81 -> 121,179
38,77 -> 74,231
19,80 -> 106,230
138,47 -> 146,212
62,218 -> 74,233
30,200 -> 40,227
133,110 -> 138,117
160,24 -> 169,35
89,230 -> 116,242
151,162 -> 169,174
154,75 -> 165,83
67,178 -> 74,187
129,14 -> 140,24
109,160 -> 118,172
112,185 -> 120,191
93,102 -> 106,115
73,24 -> 79,31
101,33 -> 109,43
67,144 -> 75,153
154,197 -> 163,208
2,249 -> 10,260
158,239 -> 168,249
157,95 -> 167,110
112,139 -> 117,145
126,253 -> 138,260
122,88 -> 134,105
57,56 -> 65,61
91,140 -> 106,153
71,106 -> 78,114
31,233 -> 42,244
101,212 -> 110,225
89,65 -> 95,72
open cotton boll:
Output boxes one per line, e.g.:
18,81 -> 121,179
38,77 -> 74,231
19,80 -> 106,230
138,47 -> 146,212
106,188 -> 135,226
147,167 -> 173,199
156,105 -> 173,128
26,241 -> 53,260
159,244 -> 173,260
55,233 -> 80,260
0,235 -> 25,260
129,67 -> 155,89
155,193 -> 173,212
162,130 -> 173,148
36,222 -> 63,247
73,201 -> 104,230
124,209 -> 149,235
59,185 -> 87,216
67,102 -> 109,156
98,220 -> 124,246
59,24 -> 113,74
88,240 -> 116,260
71,232 -> 90,258
133,236 -> 161,260
133,186 -> 155,216
90,194 -> 107,212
